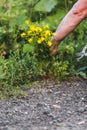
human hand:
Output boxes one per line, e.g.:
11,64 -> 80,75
50,37 -> 59,55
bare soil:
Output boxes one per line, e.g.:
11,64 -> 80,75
0,79 -> 87,130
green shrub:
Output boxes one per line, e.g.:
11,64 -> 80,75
0,50 -> 38,86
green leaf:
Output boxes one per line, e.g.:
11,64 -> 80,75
78,66 -> 87,71
23,44 -> 35,53
77,71 -> 87,79
14,15 -> 27,25
40,9 -> 65,29
0,66 -> 6,79
34,0 -> 57,12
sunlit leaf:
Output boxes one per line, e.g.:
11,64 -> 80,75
34,0 -> 57,12
23,44 -> 35,53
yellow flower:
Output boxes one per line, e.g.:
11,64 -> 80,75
30,25 -> 35,31
41,37 -> 45,42
28,38 -> 33,43
44,24 -> 49,29
37,37 -> 45,44
37,39 -> 42,44
21,32 -> 26,38
47,41 -> 52,47
35,27 -> 42,33
53,32 -> 56,36
25,20 -> 30,25
45,30 -> 51,36
27,31 -> 32,35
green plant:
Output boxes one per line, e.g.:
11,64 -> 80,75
0,50 -> 39,86
50,61 -> 69,80
0,0 -> 31,56
20,20 -> 54,61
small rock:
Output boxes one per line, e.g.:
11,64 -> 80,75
53,104 -> 61,109
77,120 -> 85,125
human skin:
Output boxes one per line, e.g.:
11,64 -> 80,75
51,0 -> 87,55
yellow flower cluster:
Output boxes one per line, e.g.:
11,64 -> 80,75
21,20 -> 54,47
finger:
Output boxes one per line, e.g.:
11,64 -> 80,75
51,48 -> 57,55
